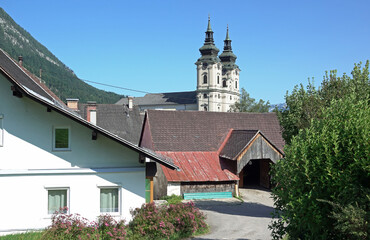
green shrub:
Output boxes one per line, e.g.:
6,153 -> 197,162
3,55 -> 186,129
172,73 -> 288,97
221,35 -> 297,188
321,200 -> 369,240
270,96 -> 370,239
161,194 -> 183,205
129,202 -> 208,240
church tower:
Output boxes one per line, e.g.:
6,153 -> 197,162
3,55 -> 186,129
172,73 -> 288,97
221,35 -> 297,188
195,17 -> 223,112
219,25 -> 240,111
196,19 -> 240,112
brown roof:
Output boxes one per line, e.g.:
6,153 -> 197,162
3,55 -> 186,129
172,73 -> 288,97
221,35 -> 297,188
219,130 -> 259,160
78,104 -> 143,144
144,110 -> 285,152
157,151 -> 239,182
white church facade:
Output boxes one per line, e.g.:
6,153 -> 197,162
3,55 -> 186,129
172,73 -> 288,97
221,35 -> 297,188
116,18 -> 240,112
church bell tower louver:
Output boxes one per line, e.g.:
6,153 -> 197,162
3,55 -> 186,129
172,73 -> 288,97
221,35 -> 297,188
196,18 -> 240,112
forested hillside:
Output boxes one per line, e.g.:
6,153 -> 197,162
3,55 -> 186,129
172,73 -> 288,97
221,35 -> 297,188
0,8 -> 122,103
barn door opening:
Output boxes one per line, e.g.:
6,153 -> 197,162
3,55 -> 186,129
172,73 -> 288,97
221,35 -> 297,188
242,159 -> 260,187
239,159 -> 271,189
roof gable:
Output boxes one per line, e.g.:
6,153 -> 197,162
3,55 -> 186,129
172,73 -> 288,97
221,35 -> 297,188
219,130 -> 284,160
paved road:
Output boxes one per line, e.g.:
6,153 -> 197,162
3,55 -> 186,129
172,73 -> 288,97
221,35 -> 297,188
192,188 -> 275,240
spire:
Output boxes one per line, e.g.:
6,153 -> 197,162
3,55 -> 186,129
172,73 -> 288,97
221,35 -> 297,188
219,25 -> 238,70
204,15 -> 214,44
207,15 -> 212,31
225,24 -> 230,41
223,24 -> 232,51
196,15 -> 219,65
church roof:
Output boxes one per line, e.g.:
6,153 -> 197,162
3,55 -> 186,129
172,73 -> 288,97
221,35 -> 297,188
143,110 -> 285,152
116,91 -> 197,106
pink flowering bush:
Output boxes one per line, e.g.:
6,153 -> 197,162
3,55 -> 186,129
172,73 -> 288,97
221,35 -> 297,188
41,202 -> 207,240
97,214 -> 127,240
42,207 -> 98,239
129,202 -> 208,239
42,208 -> 127,240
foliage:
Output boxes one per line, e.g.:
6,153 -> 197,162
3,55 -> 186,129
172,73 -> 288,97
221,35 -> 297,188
277,61 -> 369,144
230,87 -> 270,112
129,202 -> 208,240
318,200 -> 369,240
96,214 -> 127,240
160,194 -> 183,205
270,94 -> 370,239
20,202 -> 207,240
0,8 -> 123,103
42,207 -> 127,239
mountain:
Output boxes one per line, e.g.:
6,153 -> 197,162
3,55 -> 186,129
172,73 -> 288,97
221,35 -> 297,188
0,8 -> 122,104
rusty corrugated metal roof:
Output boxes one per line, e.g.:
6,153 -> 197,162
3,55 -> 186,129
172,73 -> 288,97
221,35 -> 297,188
157,151 -> 239,182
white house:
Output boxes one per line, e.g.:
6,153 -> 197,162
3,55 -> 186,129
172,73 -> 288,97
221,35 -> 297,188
0,49 -> 178,234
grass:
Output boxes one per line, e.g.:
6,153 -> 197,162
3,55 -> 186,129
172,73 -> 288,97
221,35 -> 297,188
0,228 -> 209,240
0,232 -> 43,240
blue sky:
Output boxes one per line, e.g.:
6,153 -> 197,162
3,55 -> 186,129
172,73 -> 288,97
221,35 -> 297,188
2,0 -> 369,104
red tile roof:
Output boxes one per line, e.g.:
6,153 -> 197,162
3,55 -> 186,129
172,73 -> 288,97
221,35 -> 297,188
157,151 -> 239,182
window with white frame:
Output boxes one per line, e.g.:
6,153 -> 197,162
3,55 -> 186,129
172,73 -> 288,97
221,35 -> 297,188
47,188 -> 69,214
100,187 -> 120,213
0,114 -> 3,147
53,127 -> 70,150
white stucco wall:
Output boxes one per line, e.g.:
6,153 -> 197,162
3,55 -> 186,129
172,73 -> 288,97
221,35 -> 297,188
0,75 -> 146,233
167,182 -> 181,196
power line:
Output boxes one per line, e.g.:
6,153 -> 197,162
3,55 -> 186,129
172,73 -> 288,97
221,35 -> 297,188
82,79 -> 150,94
81,79 -> 239,106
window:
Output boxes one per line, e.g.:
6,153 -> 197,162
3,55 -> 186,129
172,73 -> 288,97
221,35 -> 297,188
235,81 -> 238,88
100,188 -> 119,213
53,127 -> 70,150
217,76 -> 220,84
48,188 -> 68,214
203,75 -> 207,84
203,106 -> 208,111
218,94 -> 220,99
223,79 -> 227,88
0,114 -> 3,147
203,93 -> 208,99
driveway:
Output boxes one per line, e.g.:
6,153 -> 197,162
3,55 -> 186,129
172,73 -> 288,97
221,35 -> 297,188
191,188 -> 275,240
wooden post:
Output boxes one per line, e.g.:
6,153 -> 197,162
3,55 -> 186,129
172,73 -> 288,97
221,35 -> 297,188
239,169 -> 244,188
234,182 -> 239,197
150,177 -> 154,203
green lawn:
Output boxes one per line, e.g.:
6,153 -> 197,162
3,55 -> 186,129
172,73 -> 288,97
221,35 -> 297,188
0,232 -> 43,240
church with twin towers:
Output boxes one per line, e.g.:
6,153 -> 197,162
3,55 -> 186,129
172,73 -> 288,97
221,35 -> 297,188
116,17 -> 240,112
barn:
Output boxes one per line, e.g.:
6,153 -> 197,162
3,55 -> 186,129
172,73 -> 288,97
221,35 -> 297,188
140,110 -> 284,199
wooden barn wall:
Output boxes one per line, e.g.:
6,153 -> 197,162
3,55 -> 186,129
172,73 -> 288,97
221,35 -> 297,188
180,181 -> 235,195
259,159 -> 271,188
153,163 -> 168,200
237,135 -> 281,174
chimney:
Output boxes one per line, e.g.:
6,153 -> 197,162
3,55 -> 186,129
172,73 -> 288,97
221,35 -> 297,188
87,101 -> 97,125
128,96 -> 133,109
18,56 -> 23,67
66,98 -> 79,110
